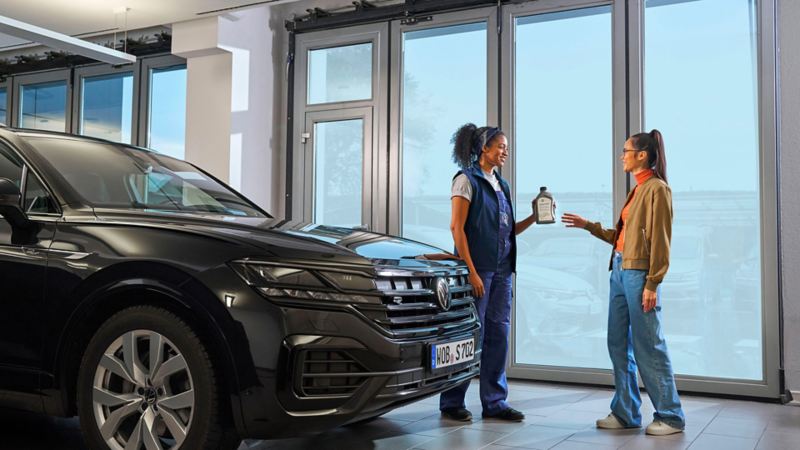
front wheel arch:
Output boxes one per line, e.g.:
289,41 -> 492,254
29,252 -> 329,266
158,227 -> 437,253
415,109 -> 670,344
54,270 -> 250,432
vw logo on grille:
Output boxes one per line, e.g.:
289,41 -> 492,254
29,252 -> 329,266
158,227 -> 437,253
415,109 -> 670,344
434,277 -> 451,311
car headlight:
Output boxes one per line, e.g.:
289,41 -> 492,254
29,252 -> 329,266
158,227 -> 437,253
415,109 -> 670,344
229,261 -> 379,304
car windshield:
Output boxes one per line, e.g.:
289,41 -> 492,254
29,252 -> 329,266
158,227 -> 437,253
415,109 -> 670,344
24,136 -> 267,218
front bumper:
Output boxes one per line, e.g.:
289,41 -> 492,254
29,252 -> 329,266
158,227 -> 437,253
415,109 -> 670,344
233,304 -> 480,439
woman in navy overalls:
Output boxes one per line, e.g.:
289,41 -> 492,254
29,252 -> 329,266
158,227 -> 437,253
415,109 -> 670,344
439,123 -> 539,422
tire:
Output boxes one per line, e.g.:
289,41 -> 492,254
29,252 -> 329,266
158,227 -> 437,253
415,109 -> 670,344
77,305 -> 241,450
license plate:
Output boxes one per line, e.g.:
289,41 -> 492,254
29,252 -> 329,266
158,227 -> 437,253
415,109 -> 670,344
431,338 -> 475,370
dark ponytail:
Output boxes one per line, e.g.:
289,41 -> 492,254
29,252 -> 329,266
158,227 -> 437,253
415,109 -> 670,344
451,123 -> 478,169
451,123 -> 505,169
630,129 -> 668,184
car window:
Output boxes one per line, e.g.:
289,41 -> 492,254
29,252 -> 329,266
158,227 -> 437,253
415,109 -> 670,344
24,170 -> 57,214
23,137 -> 267,218
0,144 -> 23,187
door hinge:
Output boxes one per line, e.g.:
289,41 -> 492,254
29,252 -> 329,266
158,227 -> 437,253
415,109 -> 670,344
301,132 -> 311,144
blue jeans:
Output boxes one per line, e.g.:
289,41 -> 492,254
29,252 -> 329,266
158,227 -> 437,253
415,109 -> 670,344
440,271 -> 512,415
608,252 -> 685,429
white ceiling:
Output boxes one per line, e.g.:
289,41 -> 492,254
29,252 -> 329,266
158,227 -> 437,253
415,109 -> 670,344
0,0 -> 283,49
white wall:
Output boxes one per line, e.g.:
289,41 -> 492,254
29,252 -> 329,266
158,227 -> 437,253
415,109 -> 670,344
173,6 -> 279,214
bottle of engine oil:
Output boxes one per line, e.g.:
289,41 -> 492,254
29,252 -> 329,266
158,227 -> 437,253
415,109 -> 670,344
533,186 -> 555,224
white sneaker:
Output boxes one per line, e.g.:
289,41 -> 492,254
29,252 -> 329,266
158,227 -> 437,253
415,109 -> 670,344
645,420 -> 683,436
596,413 -> 627,429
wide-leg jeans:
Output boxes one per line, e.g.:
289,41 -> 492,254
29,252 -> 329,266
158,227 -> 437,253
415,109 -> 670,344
440,271 -> 512,415
608,251 -> 685,429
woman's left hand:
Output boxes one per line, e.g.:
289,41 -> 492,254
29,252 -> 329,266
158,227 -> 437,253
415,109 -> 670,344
642,288 -> 658,312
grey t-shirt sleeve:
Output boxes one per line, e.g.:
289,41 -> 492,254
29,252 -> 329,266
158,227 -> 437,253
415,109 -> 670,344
451,174 -> 472,201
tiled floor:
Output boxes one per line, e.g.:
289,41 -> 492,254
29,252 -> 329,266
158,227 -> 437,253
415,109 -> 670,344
4,379 -> 799,450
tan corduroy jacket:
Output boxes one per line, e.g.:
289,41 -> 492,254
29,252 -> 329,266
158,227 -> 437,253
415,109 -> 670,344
583,176 -> 673,291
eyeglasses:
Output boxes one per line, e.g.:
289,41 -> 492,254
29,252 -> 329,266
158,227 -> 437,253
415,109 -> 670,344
621,148 -> 645,155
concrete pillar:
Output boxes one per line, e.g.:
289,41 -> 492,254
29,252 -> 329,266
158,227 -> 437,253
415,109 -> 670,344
171,6 -> 275,213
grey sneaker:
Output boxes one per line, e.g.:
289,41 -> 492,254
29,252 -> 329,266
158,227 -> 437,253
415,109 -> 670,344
596,413 -> 628,429
645,420 -> 683,436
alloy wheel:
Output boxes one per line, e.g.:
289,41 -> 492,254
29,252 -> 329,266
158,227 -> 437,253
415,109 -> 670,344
92,330 -> 195,450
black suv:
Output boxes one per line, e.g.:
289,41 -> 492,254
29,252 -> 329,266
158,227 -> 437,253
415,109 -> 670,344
0,127 -> 479,450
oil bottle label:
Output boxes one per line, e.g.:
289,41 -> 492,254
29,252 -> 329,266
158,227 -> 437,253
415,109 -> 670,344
537,198 -> 554,222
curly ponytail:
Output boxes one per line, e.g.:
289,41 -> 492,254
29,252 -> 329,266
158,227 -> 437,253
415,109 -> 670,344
451,123 -> 478,169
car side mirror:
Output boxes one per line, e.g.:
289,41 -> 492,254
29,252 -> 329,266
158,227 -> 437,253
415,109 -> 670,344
0,177 -> 31,229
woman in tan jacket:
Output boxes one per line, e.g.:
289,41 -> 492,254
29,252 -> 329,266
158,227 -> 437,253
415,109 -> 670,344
562,129 -> 685,436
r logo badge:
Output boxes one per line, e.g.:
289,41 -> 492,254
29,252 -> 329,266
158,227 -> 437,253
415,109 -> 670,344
434,277 -> 451,311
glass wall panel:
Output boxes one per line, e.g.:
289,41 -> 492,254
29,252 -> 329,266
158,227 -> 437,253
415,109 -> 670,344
308,43 -> 372,104
513,7 -> 613,369
80,72 -> 134,143
20,81 -> 67,131
313,119 -> 363,226
644,0 -> 761,380
401,22 -> 487,250
0,88 -> 7,125
148,66 -> 187,159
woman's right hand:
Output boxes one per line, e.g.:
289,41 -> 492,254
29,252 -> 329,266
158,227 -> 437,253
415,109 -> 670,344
562,212 -> 588,229
469,271 -> 485,299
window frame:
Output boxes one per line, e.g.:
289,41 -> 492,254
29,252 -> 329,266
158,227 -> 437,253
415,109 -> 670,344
72,64 -> 140,145
0,78 -> 10,126
11,69 -> 72,132
137,55 -> 187,149
304,107 -> 373,227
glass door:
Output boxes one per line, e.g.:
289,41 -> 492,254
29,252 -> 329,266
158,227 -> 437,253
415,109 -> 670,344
505,4 -> 614,371
293,23 -> 388,230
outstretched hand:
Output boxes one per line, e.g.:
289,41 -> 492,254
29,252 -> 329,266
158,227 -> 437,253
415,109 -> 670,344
562,213 -> 588,229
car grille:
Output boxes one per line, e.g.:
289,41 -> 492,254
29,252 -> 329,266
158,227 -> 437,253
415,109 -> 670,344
299,350 -> 367,397
354,268 -> 477,339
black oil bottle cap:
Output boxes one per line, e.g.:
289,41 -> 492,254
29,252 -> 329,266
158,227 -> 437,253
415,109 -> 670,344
539,186 -> 547,192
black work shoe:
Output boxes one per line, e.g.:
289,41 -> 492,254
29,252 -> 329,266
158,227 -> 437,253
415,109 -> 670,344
441,407 -> 473,422
482,407 -> 525,422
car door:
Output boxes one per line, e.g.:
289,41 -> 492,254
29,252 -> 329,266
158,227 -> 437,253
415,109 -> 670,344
0,143 -> 57,396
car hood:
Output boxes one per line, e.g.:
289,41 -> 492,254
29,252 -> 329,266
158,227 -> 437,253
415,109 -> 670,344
89,209 -> 461,269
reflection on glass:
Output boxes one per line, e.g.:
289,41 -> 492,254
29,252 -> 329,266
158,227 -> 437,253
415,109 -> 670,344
513,7 -> 613,369
401,22 -> 487,251
20,81 -> 67,131
0,88 -> 7,125
148,66 -> 187,159
81,72 -> 134,143
645,0 -> 761,380
308,43 -> 372,104
313,119 -> 363,227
